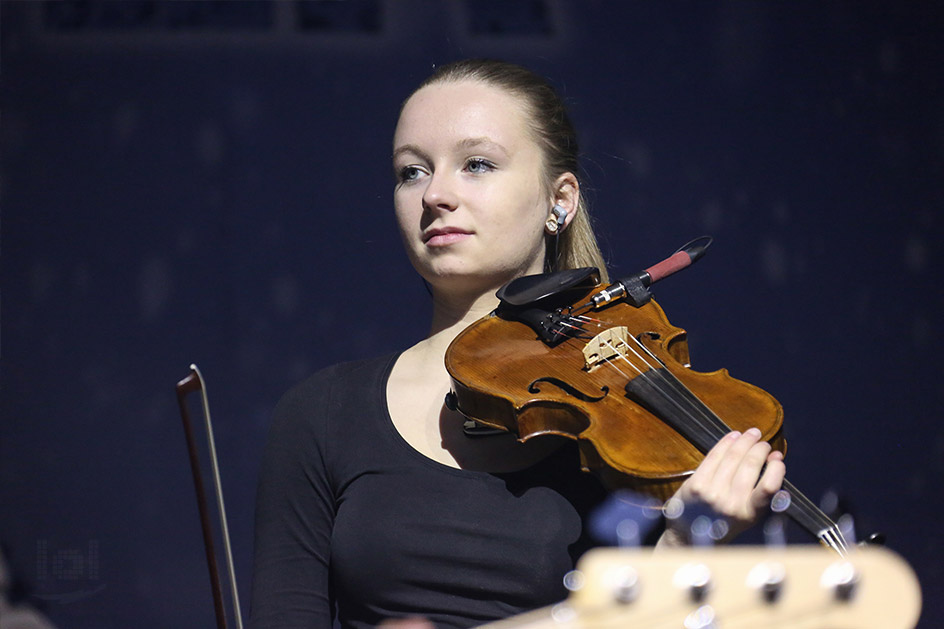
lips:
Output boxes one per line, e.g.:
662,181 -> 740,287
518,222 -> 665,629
423,226 -> 473,246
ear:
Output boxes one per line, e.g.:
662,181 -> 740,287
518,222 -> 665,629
551,172 -> 579,230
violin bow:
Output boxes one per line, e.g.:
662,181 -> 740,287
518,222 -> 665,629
176,364 -> 244,629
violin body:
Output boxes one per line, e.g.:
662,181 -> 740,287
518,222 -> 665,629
445,276 -> 785,501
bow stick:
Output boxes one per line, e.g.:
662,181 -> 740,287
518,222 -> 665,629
176,364 -> 244,629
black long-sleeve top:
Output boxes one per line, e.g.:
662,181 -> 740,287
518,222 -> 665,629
250,353 -> 607,628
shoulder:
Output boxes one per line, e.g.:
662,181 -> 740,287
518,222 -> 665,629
267,353 -> 398,441
275,353 -> 398,415
259,353 -> 398,477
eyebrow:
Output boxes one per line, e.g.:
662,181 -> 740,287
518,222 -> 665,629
392,143 -> 430,163
456,137 -> 509,157
392,137 -> 510,162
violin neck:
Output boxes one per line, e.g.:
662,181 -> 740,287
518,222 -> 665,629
624,367 -> 849,555
779,479 -> 849,555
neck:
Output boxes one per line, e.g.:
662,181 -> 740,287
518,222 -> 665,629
412,256 -> 547,365
397,291 -> 498,393
430,288 -> 499,350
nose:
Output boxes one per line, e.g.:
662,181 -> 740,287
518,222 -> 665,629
422,170 -> 458,212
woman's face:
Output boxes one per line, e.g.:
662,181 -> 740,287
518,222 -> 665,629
392,80 -> 553,296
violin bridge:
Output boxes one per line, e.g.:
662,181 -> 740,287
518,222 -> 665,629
583,326 -> 631,371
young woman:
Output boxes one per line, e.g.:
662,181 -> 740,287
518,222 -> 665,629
249,59 -> 785,629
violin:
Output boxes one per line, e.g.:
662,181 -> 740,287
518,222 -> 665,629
444,245 -> 850,555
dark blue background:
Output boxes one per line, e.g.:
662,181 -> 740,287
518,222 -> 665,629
2,1 -> 941,626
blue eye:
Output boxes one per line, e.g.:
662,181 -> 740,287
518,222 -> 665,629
465,158 -> 495,174
398,166 -> 422,182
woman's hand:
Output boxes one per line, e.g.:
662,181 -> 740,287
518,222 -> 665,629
658,428 -> 785,547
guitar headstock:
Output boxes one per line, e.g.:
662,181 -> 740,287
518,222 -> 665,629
478,545 -> 921,629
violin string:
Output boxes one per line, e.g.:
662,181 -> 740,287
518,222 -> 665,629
585,328 -> 845,552
568,319 -> 723,450
630,368 -> 845,548
653,345 -> 844,550
632,342 -> 732,440
580,328 -> 734,450
622,339 -> 846,548
780,479 -> 848,552
555,316 -> 844,551
602,336 -> 730,445
597,347 -> 633,381
635,352 -> 847,549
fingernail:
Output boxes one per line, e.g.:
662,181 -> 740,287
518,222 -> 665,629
728,430 -> 742,439
746,427 -> 762,438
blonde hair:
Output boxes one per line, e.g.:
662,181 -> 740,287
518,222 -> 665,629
409,59 -> 609,282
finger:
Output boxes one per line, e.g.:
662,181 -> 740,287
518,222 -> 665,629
708,428 -> 767,499
677,431 -> 741,501
751,450 -> 786,510
728,438 -> 774,495
718,439 -> 775,520
696,430 -> 742,479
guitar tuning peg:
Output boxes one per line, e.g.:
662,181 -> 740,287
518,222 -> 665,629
821,488 -> 878,546
763,514 -> 787,547
862,531 -> 886,546
615,518 -> 640,548
562,569 -> 585,593
607,565 -> 640,604
821,561 -> 860,602
819,489 -> 841,517
673,562 -> 712,604
747,561 -> 787,604
820,488 -> 856,523
837,513 -> 857,545
663,497 -> 729,547
682,605 -> 717,629
770,488 -> 792,514
690,514 -> 728,547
